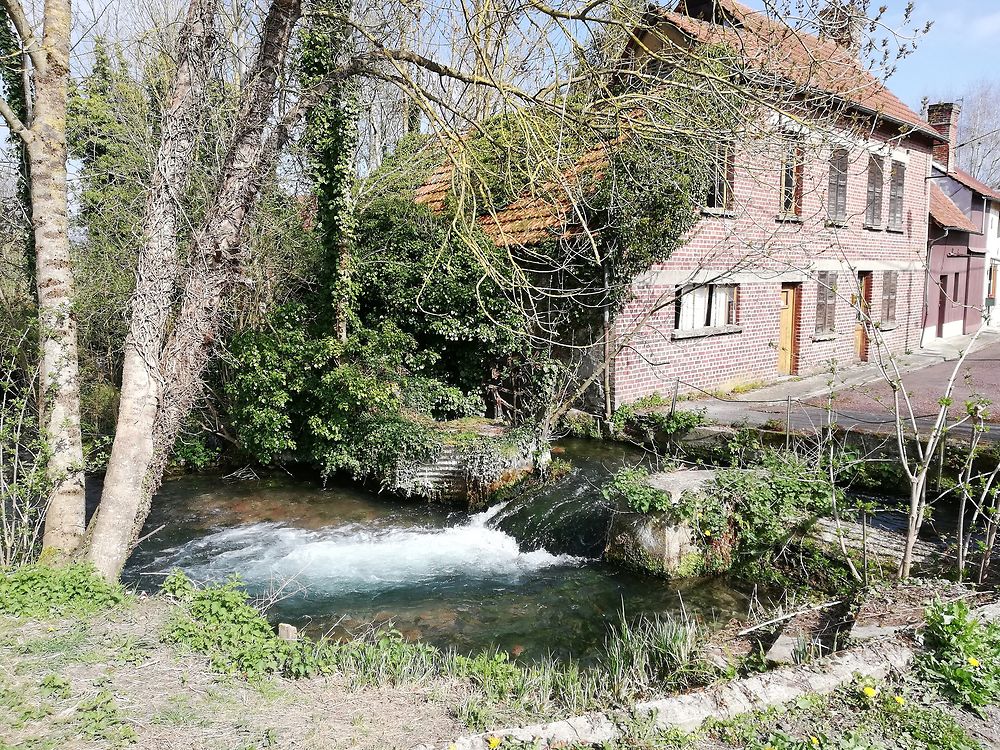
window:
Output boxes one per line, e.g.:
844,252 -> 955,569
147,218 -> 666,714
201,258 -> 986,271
827,148 -> 849,222
954,272 -> 961,304
887,161 -> 905,229
675,284 -> 738,331
815,271 -> 838,334
780,135 -> 804,217
705,141 -> 735,211
881,271 -> 898,324
865,155 -> 884,227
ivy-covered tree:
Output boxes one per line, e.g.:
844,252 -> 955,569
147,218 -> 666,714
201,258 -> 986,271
300,0 -> 357,342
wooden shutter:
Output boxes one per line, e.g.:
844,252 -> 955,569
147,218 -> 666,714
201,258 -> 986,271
889,162 -> 905,228
866,156 -> 883,226
828,149 -> 848,221
826,273 -> 838,332
816,272 -> 830,333
725,142 -> 735,210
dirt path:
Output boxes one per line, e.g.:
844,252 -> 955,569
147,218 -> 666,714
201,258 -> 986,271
0,597 -> 465,750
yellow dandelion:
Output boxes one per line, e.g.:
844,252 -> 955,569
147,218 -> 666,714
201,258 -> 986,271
704,529 -> 712,537
810,736 -> 820,747
487,736 -> 502,750
894,696 -> 906,706
968,657 -> 981,668
862,686 -> 877,698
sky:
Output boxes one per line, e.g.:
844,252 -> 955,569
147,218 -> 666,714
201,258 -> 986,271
888,0 -> 1000,110
741,0 -> 1000,112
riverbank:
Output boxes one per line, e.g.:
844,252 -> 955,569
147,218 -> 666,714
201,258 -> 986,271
3,571 -> 1000,750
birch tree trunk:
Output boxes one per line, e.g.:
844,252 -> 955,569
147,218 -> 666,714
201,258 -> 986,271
84,0 -> 220,576
29,0 -> 86,559
87,0 -> 302,579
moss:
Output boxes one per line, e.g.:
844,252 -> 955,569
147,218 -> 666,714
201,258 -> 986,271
675,551 -> 706,578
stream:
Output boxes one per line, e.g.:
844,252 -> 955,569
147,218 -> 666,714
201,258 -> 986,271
124,440 -> 767,660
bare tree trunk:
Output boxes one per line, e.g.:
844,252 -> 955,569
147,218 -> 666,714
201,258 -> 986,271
87,0 -> 302,579
84,0 -> 220,578
30,0 -> 86,559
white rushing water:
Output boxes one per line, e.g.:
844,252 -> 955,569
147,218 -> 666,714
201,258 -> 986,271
152,505 -> 581,594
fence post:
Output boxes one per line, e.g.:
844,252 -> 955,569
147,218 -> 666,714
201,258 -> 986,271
785,395 -> 792,449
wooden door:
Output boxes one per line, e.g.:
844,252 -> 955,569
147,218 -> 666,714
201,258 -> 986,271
854,272 -> 873,361
778,283 -> 799,375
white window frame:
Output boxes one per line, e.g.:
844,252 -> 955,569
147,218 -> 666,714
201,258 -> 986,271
676,284 -> 738,331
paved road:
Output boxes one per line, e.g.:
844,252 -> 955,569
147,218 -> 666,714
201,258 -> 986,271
685,332 -> 1000,440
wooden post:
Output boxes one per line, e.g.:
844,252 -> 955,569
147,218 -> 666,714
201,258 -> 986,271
669,379 -> 679,418
785,396 -> 791,449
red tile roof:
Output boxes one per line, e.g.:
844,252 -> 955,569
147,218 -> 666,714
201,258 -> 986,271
930,183 -> 979,234
415,145 -> 612,247
650,0 -> 941,141
415,0 -> 942,246
946,167 -> 1000,202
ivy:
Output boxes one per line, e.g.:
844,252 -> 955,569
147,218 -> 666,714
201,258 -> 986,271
300,0 -> 358,329
225,307 -> 482,482
354,197 -> 528,391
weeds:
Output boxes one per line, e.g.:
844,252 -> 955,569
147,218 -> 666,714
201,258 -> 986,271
76,690 -> 137,746
920,599 -> 1000,714
0,563 -> 128,618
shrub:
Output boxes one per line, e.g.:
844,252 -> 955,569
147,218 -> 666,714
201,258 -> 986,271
0,563 -> 128,618
714,450 -> 833,566
920,599 -> 1000,714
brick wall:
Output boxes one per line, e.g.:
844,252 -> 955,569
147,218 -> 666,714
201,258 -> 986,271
612,123 -> 933,405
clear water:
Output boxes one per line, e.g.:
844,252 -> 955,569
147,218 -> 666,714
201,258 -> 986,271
124,440 -> 766,660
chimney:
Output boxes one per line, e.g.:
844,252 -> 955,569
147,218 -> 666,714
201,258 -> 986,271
818,1 -> 863,53
927,102 -> 960,172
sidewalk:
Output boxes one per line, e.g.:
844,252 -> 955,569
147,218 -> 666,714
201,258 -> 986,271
683,329 -> 1000,440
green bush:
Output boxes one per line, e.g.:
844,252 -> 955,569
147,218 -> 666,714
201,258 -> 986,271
920,599 -> 1000,714
714,451 -> 833,562
611,396 -> 708,441
602,450 -> 834,577
0,563 -> 128,618
602,467 -> 673,514
162,571 -> 439,683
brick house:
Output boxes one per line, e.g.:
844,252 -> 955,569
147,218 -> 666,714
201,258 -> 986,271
415,0 -> 945,406
922,102 -> 1000,339
610,0 -> 942,403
